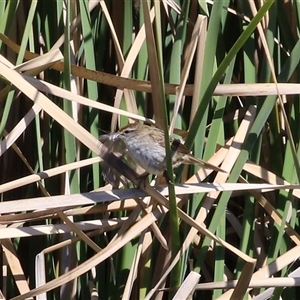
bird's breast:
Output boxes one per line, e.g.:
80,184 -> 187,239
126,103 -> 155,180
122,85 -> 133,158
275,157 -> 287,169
125,140 -> 165,175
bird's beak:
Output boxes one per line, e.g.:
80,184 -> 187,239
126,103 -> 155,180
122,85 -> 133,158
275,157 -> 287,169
110,132 -> 120,140
99,132 -> 119,144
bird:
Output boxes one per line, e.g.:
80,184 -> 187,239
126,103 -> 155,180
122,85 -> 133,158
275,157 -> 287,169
100,123 -> 224,182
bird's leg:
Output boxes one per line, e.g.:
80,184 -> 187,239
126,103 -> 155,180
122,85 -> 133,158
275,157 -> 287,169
135,171 -> 150,189
162,170 -> 175,185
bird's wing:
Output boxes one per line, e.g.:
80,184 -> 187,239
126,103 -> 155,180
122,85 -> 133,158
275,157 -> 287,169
99,134 -> 129,188
170,138 -> 190,154
99,133 -> 146,188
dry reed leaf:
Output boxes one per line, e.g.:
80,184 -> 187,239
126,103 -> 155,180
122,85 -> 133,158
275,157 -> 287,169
163,0 -> 181,14
14,49 -> 63,74
195,105 -> 256,222
147,218 -> 169,251
186,140 -> 231,183
1,54 -> 298,298
111,8 -> 155,131
144,188 -> 257,299
0,61 -> 100,155
185,106 -> 254,243
1,239 -> 32,296
248,1 -> 279,98
173,271 -> 200,299
0,182 -> 297,215
214,83 -> 300,96
23,75 -> 147,122
35,252 -> 46,299
0,131 -> 51,198
152,248 -> 171,300
140,230 -> 154,291
122,231 -> 146,299
57,212 -> 102,253
0,157 -> 101,193
8,176 -> 298,300
243,162 -> 300,199
254,192 -> 300,244
239,177 -> 300,245
221,245 -> 300,298
0,105 -> 41,157
4,177 -> 292,298
178,209 -> 255,260
0,219 -> 125,239
213,106 -> 256,176
189,15 -> 207,125
98,0 -> 124,69
225,260 -> 256,300
145,224 -> 256,300
0,49 -> 63,158
0,54 -> 14,67
51,1 -> 98,50
0,47 -> 62,103
66,197 -> 137,214
135,196 -> 169,250
142,0 -> 165,127
10,206 -> 167,300
0,189 -> 124,214
253,267 -> 300,299
162,1 -> 177,39
196,277 -> 300,290
2,34 -> 300,98
106,203 -> 143,244
39,225 -> 122,256
248,1 -> 300,183
0,112 -> 52,197
170,15 -> 207,133
0,199 -> 137,225
145,105 -> 256,297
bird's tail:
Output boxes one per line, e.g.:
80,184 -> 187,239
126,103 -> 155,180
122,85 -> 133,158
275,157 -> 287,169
186,155 -> 226,173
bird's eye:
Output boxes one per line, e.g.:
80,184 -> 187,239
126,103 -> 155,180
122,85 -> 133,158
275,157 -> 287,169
124,130 -> 130,134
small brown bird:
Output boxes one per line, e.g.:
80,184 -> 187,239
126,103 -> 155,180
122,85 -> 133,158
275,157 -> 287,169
100,123 -> 223,179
